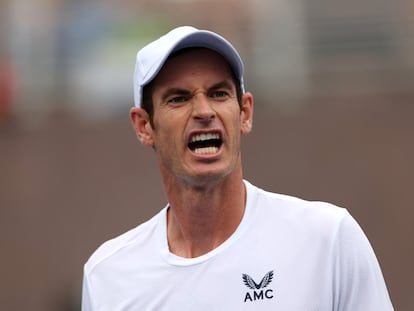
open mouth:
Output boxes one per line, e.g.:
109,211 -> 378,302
188,133 -> 222,155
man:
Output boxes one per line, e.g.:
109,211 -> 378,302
82,26 -> 393,310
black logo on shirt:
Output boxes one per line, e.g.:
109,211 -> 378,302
242,270 -> 274,302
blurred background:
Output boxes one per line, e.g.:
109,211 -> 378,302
1,0 -> 413,310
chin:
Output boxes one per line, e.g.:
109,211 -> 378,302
185,166 -> 235,187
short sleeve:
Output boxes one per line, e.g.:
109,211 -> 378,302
81,266 -> 94,311
333,211 -> 394,311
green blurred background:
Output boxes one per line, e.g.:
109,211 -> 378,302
1,0 -> 413,310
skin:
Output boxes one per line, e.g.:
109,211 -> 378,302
130,48 -> 253,258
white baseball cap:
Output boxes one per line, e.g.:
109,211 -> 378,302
133,26 -> 245,107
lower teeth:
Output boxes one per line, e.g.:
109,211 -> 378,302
194,146 -> 218,154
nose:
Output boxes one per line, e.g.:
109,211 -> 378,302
192,93 -> 216,122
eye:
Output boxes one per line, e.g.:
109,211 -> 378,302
168,96 -> 189,104
210,90 -> 229,99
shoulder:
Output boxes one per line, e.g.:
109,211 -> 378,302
244,180 -> 351,240
83,209 -> 163,275
246,179 -> 348,221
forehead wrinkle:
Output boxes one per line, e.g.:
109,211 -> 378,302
151,49 -> 236,103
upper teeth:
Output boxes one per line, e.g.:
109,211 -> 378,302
191,133 -> 220,143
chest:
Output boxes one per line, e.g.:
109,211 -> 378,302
94,239 -> 335,311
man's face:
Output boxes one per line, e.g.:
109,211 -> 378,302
139,48 -> 253,186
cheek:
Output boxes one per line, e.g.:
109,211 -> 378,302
152,119 -> 181,151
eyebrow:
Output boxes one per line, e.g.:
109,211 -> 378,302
209,80 -> 235,92
161,88 -> 192,102
160,79 -> 235,102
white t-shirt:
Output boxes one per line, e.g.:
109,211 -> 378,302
82,180 -> 393,310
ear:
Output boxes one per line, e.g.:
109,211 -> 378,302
130,107 -> 155,147
240,92 -> 253,135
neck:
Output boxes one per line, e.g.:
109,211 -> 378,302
164,169 -> 246,258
